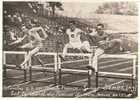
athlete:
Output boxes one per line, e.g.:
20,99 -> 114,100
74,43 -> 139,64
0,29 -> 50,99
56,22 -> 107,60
87,23 -> 123,71
59,21 -> 93,60
18,24 -> 47,69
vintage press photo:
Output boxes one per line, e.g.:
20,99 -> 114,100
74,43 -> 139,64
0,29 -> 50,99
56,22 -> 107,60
2,1 -> 138,98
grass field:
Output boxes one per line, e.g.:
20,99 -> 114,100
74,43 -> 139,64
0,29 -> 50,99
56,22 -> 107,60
3,53 -> 138,98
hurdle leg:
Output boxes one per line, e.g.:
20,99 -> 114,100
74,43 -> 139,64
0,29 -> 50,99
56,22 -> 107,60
131,57 -> 136,94
29,56 -> 32,81
87,70 -> 91,88
58,68 -> 62,86
29,66 -> 32,81
87,55 -> 93,88
95,72 -> 98,88
3,64 -> 7,79
3,53 -> 7,79
131,74 -> 135,95
54,72 -> 57,86
24,69 -> 27,82
131,75 -> 134,87
58,57 -> 63,89
23,51 -> 28,82
54,54 -> 58,86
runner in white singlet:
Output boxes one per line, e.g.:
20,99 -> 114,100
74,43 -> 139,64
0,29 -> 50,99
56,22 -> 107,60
60,21 -> 92,59
19,24 -> 47,69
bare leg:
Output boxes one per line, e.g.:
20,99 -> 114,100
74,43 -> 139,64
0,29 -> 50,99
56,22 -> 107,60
62,43 -> 72,58
21,47 -> 40,69
92,48 -> 104,72
81,41 -> 92,53
20,42 -> 33,49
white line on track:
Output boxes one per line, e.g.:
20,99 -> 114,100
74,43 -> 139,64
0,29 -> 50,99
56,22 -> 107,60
118,67 -> 132,72
99,59 -> 128,65
99,61 -> 132,69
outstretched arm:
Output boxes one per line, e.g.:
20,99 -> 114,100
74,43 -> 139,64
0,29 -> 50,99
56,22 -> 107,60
9,34 -> 27,45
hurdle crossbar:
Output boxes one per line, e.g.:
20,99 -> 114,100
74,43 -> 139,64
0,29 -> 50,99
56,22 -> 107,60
5,64 -> 26,71
4,51 -> 26,55
31,63 -> 55,67
4,51 -> 57,56
100,54 -> 136,59
59,53 -> 91,57
98,72 -> 132,77
35,52 -> 57,56
5,64 -> 16,67
61,69 -> 88,73
31,65 -> 54,70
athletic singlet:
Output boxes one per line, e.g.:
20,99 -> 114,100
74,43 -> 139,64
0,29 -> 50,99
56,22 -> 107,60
29,29 -> 44,42
93,32 -> 109,43
66,28 -> 82,43
94,32 -> 110,49
28,28 -> 46,47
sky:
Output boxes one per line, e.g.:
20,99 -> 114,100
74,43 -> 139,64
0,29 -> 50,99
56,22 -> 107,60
56,2 -> 102,17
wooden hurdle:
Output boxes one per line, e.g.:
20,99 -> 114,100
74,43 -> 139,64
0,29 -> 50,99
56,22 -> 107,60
57,53 -> 93,88
3,51 -> 58,84
3,51 -> 94,88
94,54 -> 137,91
57,53 -> 137,89
28,52 -> 58,85
3,51 -> 137,91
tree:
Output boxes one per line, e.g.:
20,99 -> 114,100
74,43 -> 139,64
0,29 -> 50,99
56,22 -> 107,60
48,2 -> 63,17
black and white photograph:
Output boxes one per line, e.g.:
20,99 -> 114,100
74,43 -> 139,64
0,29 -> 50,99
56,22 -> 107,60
2,0 -> 138,98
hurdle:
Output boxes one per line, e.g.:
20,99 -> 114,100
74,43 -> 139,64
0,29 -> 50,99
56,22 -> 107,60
57,52 -> 93,88
3,51 -> 137,92
3,51 -> 59,85
3,51 -> 27,82
75,53 -> 137,97
26,52 -> 58,85
94,53 -> 137,92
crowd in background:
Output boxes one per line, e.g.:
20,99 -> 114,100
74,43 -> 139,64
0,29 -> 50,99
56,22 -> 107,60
3,2 -> 138,53
3,8 -> 73,52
